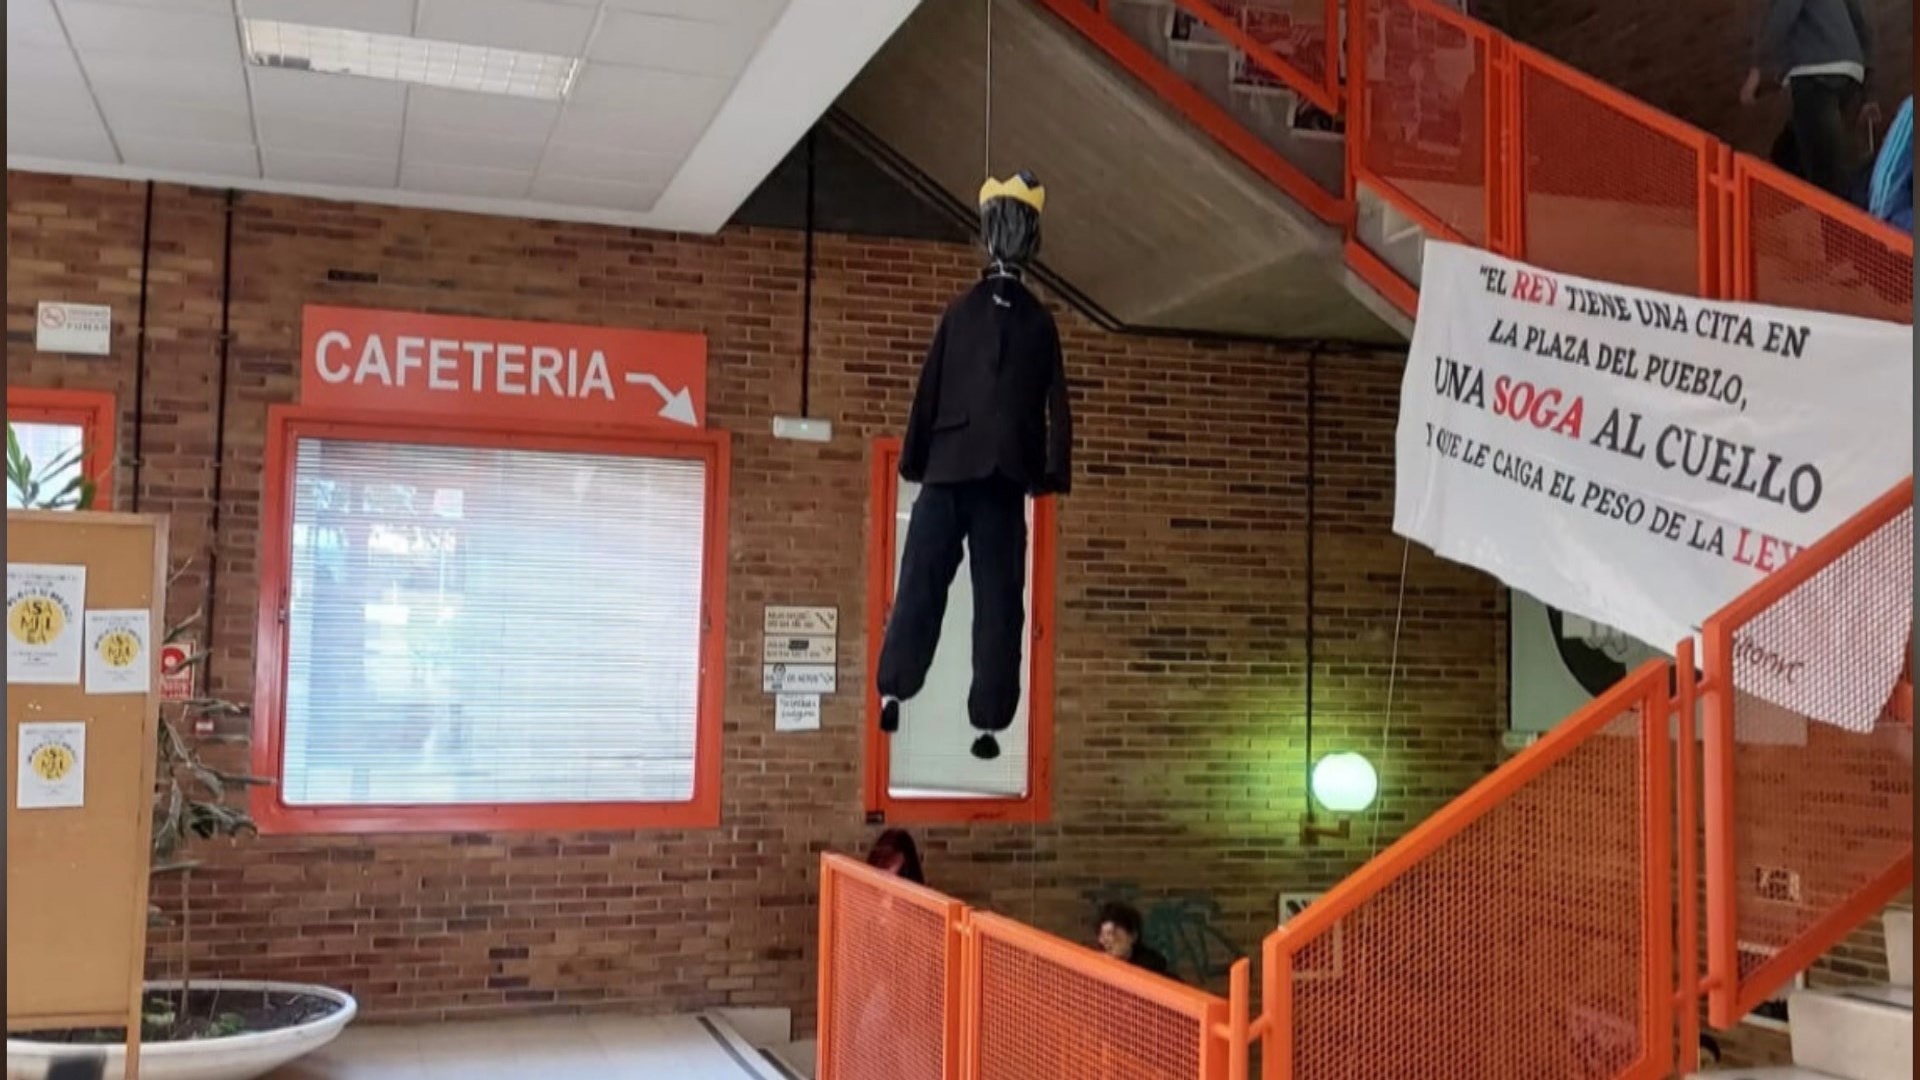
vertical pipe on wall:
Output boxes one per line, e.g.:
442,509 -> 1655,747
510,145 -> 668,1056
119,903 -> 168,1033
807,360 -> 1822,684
799,128 -> 817,419
204,190 -> 236,669
130,181 -> 155,511
1302,348 -> 1319,820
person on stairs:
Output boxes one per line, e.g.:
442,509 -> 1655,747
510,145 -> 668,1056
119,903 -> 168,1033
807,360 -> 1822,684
1743,0 -> 1875,197
875,171 -> 1072,762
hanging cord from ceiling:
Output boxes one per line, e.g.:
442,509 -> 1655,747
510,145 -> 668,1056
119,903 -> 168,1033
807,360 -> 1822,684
799,129 -> 816,419
1366,538 -> 1414,859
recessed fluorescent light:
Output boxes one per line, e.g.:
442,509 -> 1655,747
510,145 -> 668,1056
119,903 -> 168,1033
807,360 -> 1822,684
241,19 -> 582,101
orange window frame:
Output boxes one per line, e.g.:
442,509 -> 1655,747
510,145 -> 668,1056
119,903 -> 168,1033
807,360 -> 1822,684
6,387 -> 118,510
865,438 -> 1057,825
251,405 -> 730,835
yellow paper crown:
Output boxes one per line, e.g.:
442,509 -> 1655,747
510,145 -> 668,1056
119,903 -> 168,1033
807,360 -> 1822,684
978,174 -> 1046,214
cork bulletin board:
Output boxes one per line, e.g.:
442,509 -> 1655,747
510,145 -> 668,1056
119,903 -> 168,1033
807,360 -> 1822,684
7,510 -> 168,1076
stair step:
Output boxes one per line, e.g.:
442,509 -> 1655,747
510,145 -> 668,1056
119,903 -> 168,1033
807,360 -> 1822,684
1789,985 -> 1911,1080
710,1006 -> 792,1049
1885,909 -> 1911,988
760,1038 -> 817,1080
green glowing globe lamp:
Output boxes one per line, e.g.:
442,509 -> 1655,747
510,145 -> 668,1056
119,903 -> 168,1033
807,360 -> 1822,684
1311,752 -> 1379,814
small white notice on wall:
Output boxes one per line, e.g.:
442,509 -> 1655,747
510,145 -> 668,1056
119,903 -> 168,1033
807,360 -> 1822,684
17,722 -> 86,810
85,609 -> 151,694
35,302 -> 112,356
764,606 -> 837,636
7,563 -> 87,685
775,694 -> 822,732
763,663 -> 837,695
763,635 -> 837,664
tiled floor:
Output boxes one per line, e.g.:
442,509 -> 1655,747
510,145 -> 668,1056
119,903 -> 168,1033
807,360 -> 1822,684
266,1014 -> 786,1080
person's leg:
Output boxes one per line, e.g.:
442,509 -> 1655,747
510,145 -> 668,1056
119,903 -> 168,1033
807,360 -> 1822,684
962,478 -> 1030,760
876,483 -> 967,731
1791,74 -> 1855,196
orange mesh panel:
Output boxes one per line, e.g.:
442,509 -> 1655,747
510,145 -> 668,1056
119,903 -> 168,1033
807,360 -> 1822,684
1356,0 -> 1492,244
1273,675 -> 1664,1080
1745,171 -> 1915,324
972,917 -> 1218,1080
1219,0 -> 1332,94
1516,56 -> 1709,296
1722,505 -> 1914,1010
825,868 -> 955,1080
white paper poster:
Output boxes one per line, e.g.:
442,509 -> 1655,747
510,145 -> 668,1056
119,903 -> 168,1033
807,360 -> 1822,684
775,694 -> 822,732
85,609 -> 152,695
1396,242 -> 1913,732
17,721 -> 86,809
6,564 -> 87,685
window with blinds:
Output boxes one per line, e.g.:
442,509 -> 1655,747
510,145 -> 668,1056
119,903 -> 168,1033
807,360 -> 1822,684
886,475 -> 1035,801
278,435 -> 709,809
6,421 -> 85,510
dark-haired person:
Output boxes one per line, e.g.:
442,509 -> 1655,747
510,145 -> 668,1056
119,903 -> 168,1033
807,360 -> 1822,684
1097,902 -> 1170,977
865,828 -> 925,885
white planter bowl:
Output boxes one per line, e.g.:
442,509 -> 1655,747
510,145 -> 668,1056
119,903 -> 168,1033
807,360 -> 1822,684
7,980 -> 357,1080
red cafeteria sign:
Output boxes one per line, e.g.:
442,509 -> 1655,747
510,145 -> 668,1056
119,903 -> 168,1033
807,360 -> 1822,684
300,306 -> 706,430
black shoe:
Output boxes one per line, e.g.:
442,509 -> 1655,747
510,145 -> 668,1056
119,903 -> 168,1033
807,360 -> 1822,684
879,698 -> 900,733
970,734 -> 1000,760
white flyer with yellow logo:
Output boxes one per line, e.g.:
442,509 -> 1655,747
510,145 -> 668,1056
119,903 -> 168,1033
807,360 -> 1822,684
85,609 -> 151,695
17,721 -> 86,809
6,563 -> 86,685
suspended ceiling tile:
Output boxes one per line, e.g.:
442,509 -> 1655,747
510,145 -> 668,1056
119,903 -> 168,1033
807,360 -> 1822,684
94,90 -> 254,144
249,64 -> 407,127
11,0 -> 70,49
587,10 -> 766,75
6,46 -> 99,120
58,2 -> 240,63
404,125 -> 548,172
414,0 -> 596,56
406,85 -> 559,138
401,159 -> 536,199
397,158 -> 533,198
117,134 -> 259,176
6,119 -> 118,164
64,0 -> 238,12
265,147 -> 399,187
258,114 -> 404,159
80,51 -> 251,107
241,0 -> 419,36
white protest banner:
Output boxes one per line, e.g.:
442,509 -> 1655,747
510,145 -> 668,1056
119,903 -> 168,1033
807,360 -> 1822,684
1396,241 -> 1912,732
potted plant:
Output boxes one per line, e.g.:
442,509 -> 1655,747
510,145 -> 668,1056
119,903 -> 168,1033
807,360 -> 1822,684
7,426 -> 358,1080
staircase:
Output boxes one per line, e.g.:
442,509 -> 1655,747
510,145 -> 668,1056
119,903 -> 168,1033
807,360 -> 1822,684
1693,909 -> 1912,1080
844,0 -> 1912,340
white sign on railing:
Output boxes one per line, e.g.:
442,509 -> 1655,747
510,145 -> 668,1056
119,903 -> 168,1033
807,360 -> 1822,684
1396,241 -> 1912,732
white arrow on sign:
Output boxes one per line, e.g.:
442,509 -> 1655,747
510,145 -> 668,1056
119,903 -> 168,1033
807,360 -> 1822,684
623,372 -> 698,426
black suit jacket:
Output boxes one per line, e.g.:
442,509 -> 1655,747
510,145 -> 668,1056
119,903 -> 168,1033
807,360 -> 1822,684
900,275 -> 1072,496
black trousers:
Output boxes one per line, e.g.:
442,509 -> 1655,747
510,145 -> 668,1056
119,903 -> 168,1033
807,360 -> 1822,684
1787,73 -> 1862,198
876,476 -> 1028,734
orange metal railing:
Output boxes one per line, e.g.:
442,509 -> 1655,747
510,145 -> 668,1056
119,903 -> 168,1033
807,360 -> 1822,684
966,912 -> 1235,1080
818,855 -> 966,1080
819,853 -> 1249,1080
1256,662 -> 1675,1080
1732,157 -> 1917,323
1695,480 -> 1916,1029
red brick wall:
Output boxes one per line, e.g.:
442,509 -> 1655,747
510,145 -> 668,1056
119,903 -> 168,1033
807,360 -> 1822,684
7,170 -> 1507,1022
1477,0 -> 1911,161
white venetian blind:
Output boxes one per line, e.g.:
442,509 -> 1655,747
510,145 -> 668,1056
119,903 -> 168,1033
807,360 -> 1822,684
280,436 -> 707,808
